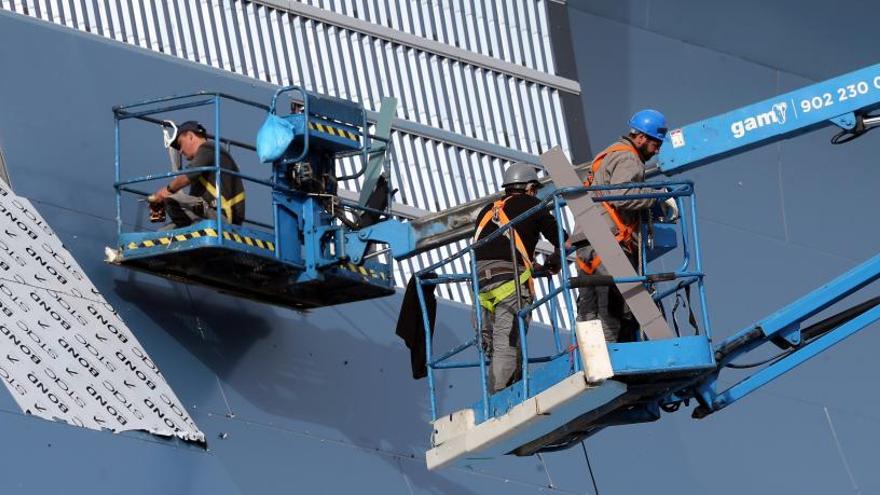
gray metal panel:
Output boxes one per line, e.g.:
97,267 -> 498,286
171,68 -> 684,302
541,147 -> 673,340
569,0 -> 880,82
0,1 -> 572,156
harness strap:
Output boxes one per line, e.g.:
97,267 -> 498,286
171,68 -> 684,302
576,143 -> 640,274
474,196 -> 535,294
478,269 -> 532,313
198,176 -> 245,223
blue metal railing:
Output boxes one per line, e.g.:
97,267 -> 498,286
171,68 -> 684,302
113,91 -> 396,256
414,181 -> 711,423
113,92 -> 273,242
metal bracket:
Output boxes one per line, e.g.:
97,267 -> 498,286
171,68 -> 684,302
772,323 -> 802,348
359,97 -> 397,207
344,219 -> 416,264
829,112 -> 857,130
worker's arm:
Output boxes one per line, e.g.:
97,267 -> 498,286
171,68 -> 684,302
537,211 -> 568,249
150,174 -> 191,203
603,152 -> 656,211
151,144 -> 215,202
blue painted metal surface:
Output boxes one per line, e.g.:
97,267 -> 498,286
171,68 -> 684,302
608,336 -> 714,375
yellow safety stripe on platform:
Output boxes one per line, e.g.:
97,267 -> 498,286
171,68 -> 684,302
221,231 -> 274,251
197,176 -> 246,223
343,262 -> 387,281
123,228 -> 274,252
307,122 -> 359,142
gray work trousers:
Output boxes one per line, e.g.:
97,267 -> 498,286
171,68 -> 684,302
476,259 -> 532,394
575,246 -> 638,343
161,191 -> 215,230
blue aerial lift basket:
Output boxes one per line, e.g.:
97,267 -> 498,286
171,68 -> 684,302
421,62 -> 880,469
110,89 -> 398,309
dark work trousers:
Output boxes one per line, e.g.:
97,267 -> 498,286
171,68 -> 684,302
162,191 -> 215,230
576,245 -> 639,343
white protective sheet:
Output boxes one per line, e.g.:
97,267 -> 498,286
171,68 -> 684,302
0,181 -> 204,443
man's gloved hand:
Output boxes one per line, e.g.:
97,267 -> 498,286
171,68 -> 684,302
660,197 -> 679,223
148,201 -> 166,223
147,192 -> 167,223
542,250 -> 563,275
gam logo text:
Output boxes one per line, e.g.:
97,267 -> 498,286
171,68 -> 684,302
730,102 -> 788,139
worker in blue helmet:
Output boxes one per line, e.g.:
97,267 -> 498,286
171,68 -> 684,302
574,109 -> 678,342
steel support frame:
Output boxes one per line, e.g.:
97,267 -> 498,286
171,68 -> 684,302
711,303 -> 880,412
697,252 -> 880,414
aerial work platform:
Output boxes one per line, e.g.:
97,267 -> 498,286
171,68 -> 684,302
420,148 -> 708,469
103,62 -> 880,472
108,90 -> 398,309
424,61 -> 880,469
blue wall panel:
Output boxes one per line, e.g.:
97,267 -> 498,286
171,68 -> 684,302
570,0 -> 879,81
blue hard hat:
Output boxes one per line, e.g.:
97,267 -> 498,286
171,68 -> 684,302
628,109 -> 668,141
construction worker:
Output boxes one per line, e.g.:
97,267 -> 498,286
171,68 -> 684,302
575,109 -> 678,342
149,121 -> 246,229
474,163 -> 568,393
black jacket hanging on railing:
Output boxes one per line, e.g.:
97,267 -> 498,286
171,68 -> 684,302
396,273 -> 438,379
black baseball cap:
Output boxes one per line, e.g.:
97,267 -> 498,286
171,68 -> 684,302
171,121 -> 207,149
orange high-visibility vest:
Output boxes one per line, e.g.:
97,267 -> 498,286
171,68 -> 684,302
474,196 -> 535,294
576,143 -> 640,275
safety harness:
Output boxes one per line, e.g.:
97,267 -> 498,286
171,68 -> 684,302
198,176 -> 245,224
576,143 -> 640,275
474,196 -> 535,312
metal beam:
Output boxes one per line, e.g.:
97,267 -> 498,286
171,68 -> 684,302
712,303 -> 880,412
337,189 -> 574,261
381,111 -> 542,166
540,147 -> 674,340
253,0 -> 581,95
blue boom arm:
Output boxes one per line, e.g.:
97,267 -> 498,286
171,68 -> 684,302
648,62 -> 880,416
691,253 -> 880,418
658,63 -> 880,174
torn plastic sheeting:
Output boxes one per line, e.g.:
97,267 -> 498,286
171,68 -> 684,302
0,180 -> 205,444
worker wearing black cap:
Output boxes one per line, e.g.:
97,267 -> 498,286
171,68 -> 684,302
150,121 -> 246,229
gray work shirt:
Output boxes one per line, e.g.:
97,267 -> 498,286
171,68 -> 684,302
588,138 -> 657,234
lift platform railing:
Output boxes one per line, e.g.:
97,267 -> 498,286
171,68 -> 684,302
414,180 -> 711,423
113,92 -> 278,241
113,92 -> 398,253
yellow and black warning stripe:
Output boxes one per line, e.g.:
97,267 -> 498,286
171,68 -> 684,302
220,230 -> 274,251
124,228 -> 275,252
342,262 -> 387,281
308,122 -> 359,142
